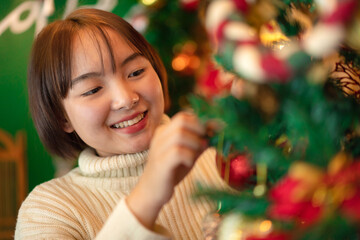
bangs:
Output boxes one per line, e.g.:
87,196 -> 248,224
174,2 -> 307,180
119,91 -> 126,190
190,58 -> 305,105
68,25 -> 144,90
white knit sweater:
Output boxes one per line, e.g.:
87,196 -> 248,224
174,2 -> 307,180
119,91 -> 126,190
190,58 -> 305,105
15,145 -> 226,239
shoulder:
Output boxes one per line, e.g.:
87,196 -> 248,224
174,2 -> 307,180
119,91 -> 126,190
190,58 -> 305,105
17,171 -> 79,221
24,169 -> 81,204
15,170 -> 87,239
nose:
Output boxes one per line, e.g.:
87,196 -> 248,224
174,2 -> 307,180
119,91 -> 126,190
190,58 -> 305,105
110,81 -> 139,111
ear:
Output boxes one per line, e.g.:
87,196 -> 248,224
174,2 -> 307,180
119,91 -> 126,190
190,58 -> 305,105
63,119 -> 74,133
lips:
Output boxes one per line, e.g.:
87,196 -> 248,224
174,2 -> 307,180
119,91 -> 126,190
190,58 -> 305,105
111,111 -> 147,129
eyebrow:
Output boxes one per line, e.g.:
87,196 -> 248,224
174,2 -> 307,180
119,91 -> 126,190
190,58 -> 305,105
71,53 -> 144,86
71,72 -> 102,87
120,52 -> 143,67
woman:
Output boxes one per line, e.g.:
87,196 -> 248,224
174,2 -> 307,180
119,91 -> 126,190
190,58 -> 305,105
15,8 -> 225,240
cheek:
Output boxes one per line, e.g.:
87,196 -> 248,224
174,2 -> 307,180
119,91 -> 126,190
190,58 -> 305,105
147,77 -> 165,111
66,101 -> 108,130
151,84 -> 164,106
157,88 -> 165,112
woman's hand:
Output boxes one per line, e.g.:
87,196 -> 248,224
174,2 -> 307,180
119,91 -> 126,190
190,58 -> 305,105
126,112 -> 207,230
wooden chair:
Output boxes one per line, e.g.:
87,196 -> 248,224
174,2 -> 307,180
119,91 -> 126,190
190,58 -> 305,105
0,130 -> 27,240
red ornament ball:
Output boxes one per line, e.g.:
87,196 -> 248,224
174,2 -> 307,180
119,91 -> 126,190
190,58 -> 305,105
180,0 -> 199,11
216,153 -> 255,189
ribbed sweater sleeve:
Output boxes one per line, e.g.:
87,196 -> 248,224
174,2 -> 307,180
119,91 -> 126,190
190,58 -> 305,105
95,199 -> 171,240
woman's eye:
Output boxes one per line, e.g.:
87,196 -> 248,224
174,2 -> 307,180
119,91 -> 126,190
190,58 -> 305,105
82,87 -> 102,96
128,69 -> 145,78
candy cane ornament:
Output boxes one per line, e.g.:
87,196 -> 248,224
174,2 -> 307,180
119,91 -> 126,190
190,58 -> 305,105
205,0 -> 359,83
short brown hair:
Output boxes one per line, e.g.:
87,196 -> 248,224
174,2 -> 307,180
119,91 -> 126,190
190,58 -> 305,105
28,8 -> 169,160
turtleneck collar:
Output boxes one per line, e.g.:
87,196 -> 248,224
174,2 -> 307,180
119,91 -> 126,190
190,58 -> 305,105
78,148 -> 149,178
69,148 -> 147,191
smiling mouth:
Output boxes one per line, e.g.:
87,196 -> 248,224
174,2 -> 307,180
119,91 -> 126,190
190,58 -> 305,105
111,112 -> 146,129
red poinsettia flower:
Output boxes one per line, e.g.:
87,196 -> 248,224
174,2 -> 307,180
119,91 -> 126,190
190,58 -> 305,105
246,232 -> 291,240
326,160 -> 360,222
268,176 -> 323,226
268,157 -> 360,228
326,160 -> 360,185
341,189 -> 360,221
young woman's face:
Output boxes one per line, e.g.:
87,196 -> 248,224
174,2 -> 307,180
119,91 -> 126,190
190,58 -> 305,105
63,28 -> 165,156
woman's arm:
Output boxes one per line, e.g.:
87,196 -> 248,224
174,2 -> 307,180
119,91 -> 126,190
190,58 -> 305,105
126,112 -> 207,230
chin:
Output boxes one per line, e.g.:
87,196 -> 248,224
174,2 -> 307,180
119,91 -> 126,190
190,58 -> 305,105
134,142 -> 150,153
125,139 -> 151,154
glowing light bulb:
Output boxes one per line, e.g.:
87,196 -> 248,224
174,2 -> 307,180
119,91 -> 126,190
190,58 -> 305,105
141,0 -> 158,6
259,220 -> 272,233
172,54 -> 190,71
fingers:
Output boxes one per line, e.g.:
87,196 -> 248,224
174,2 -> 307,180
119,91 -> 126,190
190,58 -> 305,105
164,145 -> 198,169
153,112 -> 207,152
171,111 -> 206,137
159,126 -> 205,152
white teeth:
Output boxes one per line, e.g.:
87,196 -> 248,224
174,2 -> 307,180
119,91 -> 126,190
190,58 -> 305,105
112,113 -> 144,129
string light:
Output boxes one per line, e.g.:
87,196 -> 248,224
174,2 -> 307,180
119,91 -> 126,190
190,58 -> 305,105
259,220 -> 272,233
172,54 -> 190,71
171,41 -> 200,75
140,0 -> 158,6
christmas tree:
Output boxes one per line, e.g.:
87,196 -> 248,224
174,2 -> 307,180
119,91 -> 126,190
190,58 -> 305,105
190,0 -> 360,239
126,0 -> 209,115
